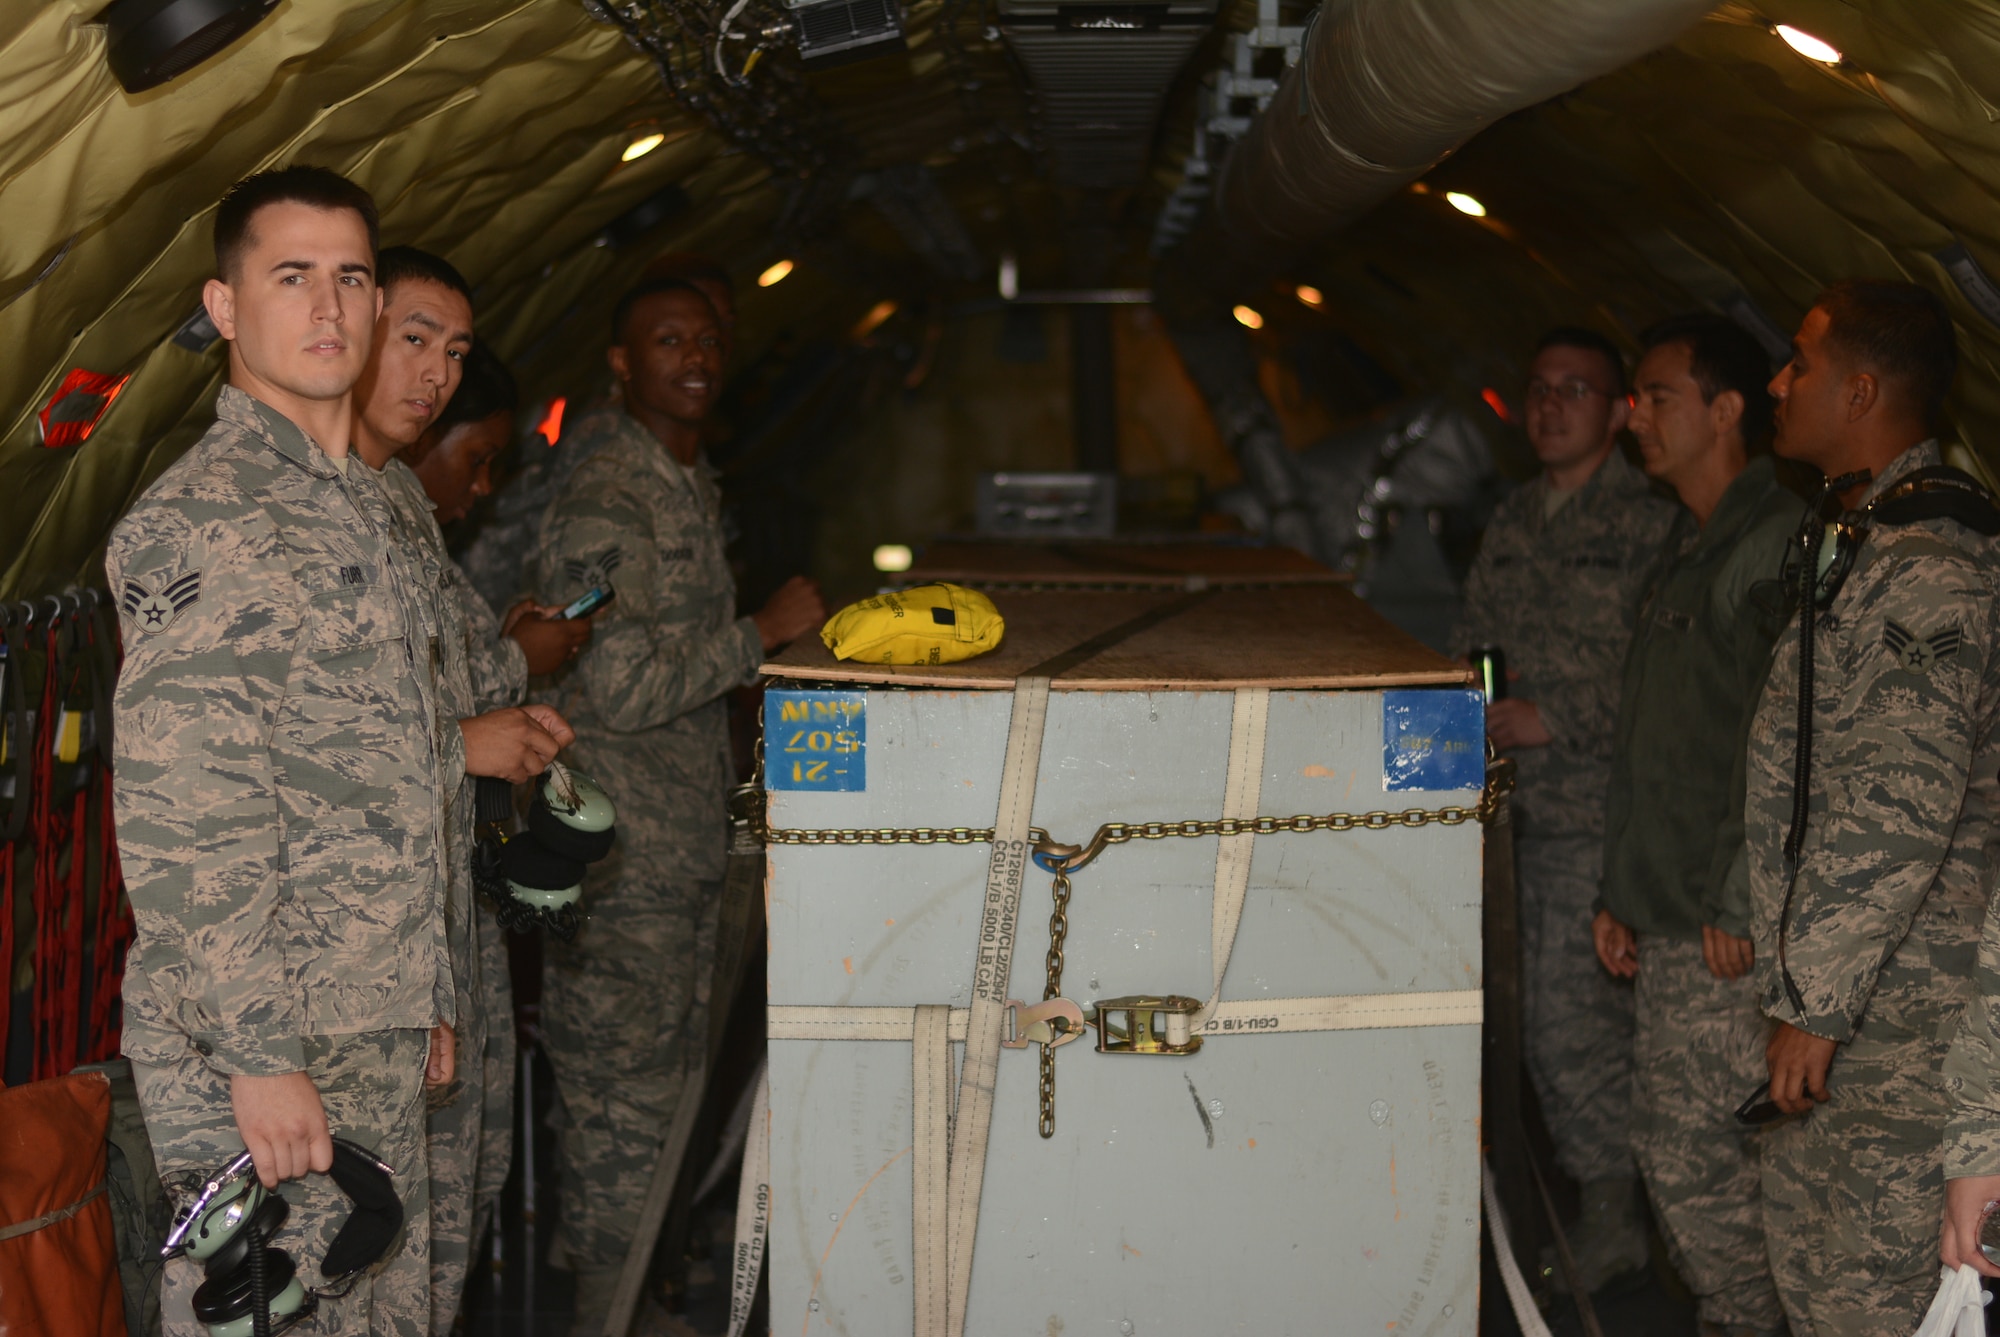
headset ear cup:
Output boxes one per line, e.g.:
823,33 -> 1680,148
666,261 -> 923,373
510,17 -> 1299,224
319,1139 -> 403,1282
500,832 -> 588,892
191,1247 -> 299,1323
527,799 -> 616,862
201,1191 -> 289,1280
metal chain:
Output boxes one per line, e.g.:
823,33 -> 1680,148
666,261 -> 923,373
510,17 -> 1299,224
760,763 -> 1513,868
1039,867 -> 1073,1139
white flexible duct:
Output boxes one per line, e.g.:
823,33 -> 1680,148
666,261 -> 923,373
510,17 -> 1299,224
1216,0 -> 1719,247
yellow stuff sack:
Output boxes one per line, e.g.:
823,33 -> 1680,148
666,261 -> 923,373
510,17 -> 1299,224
820,583 -> 1005,665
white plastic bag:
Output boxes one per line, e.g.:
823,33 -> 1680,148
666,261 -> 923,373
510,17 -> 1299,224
1912,1264 -> 1988,1337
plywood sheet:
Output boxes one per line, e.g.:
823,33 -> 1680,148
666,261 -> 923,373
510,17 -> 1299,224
906,537 -> 1345,588
762,585 -> 1469,689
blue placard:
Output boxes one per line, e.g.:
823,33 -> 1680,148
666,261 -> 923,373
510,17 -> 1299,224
1382,689 -> 1484,792
766,690 -> 867,791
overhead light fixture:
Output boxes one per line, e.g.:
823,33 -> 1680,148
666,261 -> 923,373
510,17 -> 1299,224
854,299 -> 899,338
872,544 -> 914,573
1232,305 -> 1264,330
104,0 -> 280,93
757,259 -> 796,287
1775,24 -> 1841,64
1445,192 -> 1487,218
622,132 -> 666,162
998,253 -> 1020,301
1294,285 -> 1325,310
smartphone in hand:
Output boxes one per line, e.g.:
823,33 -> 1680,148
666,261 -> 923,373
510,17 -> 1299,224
559,586 -> 616,621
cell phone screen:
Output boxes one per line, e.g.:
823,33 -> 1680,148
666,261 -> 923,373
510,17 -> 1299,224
560,586 -> 615,620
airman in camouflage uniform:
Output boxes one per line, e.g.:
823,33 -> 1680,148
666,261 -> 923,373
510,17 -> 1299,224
377,453 -> 528,1332
111,381 -> 453,1337
1455,328 -> 1676,1286
1594,317 -> 1802,1337
350,248 -> 586,1333
528,278 -> 818,1333
1744,284 -> 1997,1336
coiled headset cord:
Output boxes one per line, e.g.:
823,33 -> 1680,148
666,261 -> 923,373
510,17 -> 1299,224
247,1216 -> 272,1337
1778,471 -> 1871,1017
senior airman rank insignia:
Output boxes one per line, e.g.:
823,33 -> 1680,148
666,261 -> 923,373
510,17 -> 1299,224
1883,619 -> 1962,675
120,572 -> 201,635
564,547 -> 626,591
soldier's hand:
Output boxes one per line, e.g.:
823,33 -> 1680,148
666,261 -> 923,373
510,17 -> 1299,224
230,1071 -> 333,1189
508,603 -> 594,676
426,1021 -> 456,1090
754,576 -> 827,652
461,707 -> 566,783
1485,699 -> 1551,752
519,703 -> 576,749
1765,1022 -> 1838,1116
1592,910 -> 1638,978
1701,924 -> 1754,980
1941,1173 -> 2000,1277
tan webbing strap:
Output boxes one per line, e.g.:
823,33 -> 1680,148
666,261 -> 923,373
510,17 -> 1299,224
1194,687 -> 1268,1029
944,673 -> 1050,1337
768,1006 -> 969,1041
911,1004 -> 953,1337
725,1068 -> 771,1337
0,1181 -> 106,1243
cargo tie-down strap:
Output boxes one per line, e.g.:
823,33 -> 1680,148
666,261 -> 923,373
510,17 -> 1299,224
732,683 -> 1488,1337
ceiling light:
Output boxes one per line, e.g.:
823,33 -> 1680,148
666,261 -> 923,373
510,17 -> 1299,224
758,259 -> 795,288
1445,192 -> 1487,218
854,299 -> 898,338
873,544 -> 914,573
1232,305 -> 1264,330
1294,285 -> 1325,309
621,132 -> 666,162
1775,24 -> 1841,64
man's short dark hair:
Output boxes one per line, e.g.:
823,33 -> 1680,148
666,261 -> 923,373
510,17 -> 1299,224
610,277 -> 718,345
1813,279 -> 1958,426
1534,326 -> 1627,397
644,253 -> 734,297
214,166 -> 378,281
434,343 -> 517,435
377,245 -> 471,304
1640,313 -> 1776,446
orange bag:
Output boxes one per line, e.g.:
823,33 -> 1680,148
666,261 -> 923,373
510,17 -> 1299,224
0,1069 -> 124,1337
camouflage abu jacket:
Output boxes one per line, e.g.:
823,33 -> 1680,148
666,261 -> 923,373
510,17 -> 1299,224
531,407 -> 762,879
1746,440 -> 1999,1053
1452,447 -> 1679,841
378,456 -> 527,995
108,387 -> 457,1077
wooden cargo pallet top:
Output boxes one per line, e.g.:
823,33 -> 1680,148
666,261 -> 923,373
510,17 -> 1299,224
762,586 -> 1470,690
907,538 -> 1344,588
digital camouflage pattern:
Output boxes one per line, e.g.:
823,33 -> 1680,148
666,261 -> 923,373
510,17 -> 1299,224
455,403 -> 608,616
108,385 -> 455,1077
137,1028 -> 432,1337
1453,447 -> 1676,1184
1631,935 -> 1783,1333
1745,440 -> 2000,1332
377,456 -> 525,1332
1453,446 -> 1678,843
529,408 -> 759,1306
1518,836 -> 1639,1184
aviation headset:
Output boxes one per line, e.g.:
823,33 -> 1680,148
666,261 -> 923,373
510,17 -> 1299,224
472,761 -> 618,942
162,1138 -> 401,1337
1774,465 -> 2000,1012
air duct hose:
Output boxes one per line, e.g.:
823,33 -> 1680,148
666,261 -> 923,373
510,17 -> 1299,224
1215,0 -> 1717,249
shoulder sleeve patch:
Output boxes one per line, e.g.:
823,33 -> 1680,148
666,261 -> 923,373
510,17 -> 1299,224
562,547 -> 626,592
120,571 -> 202,634
1883,618 -> 1962,674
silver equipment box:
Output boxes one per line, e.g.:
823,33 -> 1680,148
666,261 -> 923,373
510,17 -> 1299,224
759,587 -> 1486,1335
